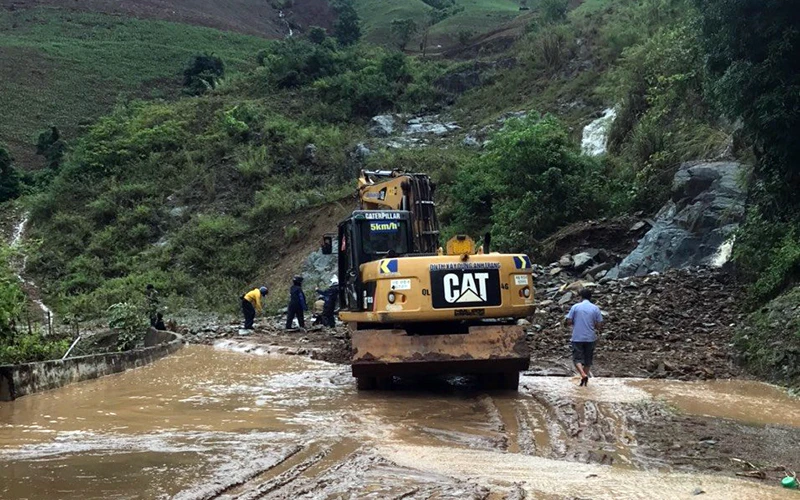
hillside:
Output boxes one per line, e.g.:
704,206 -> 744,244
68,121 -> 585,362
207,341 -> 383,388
0,0 -> 797,384
1,0 -> 334,37
355,0 -> 526,51
0,6 -> 272,168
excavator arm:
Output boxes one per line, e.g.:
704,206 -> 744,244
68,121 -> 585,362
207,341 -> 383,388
358,170 -> 440,254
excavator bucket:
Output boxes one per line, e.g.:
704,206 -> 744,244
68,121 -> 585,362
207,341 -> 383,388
350,325 -> 530,390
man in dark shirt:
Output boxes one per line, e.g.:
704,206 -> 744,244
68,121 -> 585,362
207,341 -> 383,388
286,275 -> 308,330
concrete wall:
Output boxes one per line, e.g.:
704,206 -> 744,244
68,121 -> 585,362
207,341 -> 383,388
0,329 -> 183,401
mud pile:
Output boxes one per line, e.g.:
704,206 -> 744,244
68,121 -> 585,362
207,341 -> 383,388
178,317 -> 352,365
529,264 -> 743,380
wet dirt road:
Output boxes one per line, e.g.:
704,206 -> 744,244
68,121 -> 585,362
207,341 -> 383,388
1,344 -> 798,499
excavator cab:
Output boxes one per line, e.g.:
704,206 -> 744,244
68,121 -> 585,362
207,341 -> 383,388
337,210 -> 413,312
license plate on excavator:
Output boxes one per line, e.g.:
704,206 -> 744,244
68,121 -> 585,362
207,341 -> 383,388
350,325 -> 530,389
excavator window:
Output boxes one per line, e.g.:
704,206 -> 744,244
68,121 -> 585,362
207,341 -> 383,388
360,219 -> 409,257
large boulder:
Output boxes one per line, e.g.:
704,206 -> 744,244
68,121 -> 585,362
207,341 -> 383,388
609,161 -> 745,278
300,242 -> 338,288
368,115 -> 396,137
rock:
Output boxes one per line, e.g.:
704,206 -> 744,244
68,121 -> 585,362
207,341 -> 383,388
517,319 -> 531,326
692,488 -> 705,495
463,134 -> 481,148
353,143 -> 373,160
169,206 -> 187,218
537,300 -> 554,307
497,110 -> 528,124
559,254 -> 573,267
549,267 -> 563,276
583,262 -> 613,278
630,220 -> 647,232
436,69 -> 482,94
404,115 -> 460,136
572,251 -> 598,271
614,161 -> 745,278
303,143 -> 317,162
558,292 -> 573,305
368,114 -> 395,137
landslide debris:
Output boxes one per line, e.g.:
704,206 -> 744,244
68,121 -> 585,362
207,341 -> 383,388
529,261 -> 744,380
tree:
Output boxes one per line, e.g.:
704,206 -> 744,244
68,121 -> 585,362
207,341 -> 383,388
540,0 -> 568,23
390,18 -> 418,50
449,116 -> 609,251
457,29 -> 474,47
36,126 -> 66,170
307,26 -> 327,44
183,54 -> 225,95
697,0 -> 800,299
332,0 -> 361,46
0,145 -> 20,203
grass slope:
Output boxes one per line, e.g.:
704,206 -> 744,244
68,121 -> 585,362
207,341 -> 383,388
355,0 -> 524,49
0,7 -> 268,167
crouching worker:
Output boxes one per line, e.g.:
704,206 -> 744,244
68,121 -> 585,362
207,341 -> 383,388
315,275 -> 339,328
286,276 -> 307,330
242,286 -> 269,330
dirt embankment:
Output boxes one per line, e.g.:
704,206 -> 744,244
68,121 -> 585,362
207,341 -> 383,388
1,0 -> 335,37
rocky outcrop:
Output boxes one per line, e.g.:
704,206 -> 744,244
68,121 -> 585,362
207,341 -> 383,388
434,58 -> 516,94
368,115 -> 396,137
609,161 -> 745,278
300,243 -> 338,288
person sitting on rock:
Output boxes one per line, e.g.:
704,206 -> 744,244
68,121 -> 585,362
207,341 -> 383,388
241,286 -> 269,330
565,288 -> 603,387
153,312 -> 167,331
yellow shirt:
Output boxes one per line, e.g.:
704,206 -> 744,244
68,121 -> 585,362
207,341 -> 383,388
244,288 -> 263,312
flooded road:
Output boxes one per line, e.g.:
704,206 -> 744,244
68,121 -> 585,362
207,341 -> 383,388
1,345 -> 798,499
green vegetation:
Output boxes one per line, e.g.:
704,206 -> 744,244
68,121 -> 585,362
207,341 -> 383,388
0,245 -> 69,365
26,38 -> 445,316
0,145 -> 21,203
447,116 -> 629,252
354,0 -> 521,49
735,287 -> 800,389
695,0 -> 800,305
107,302 -> 147,351
0,7 -> 268,165
183,54 -> 226,96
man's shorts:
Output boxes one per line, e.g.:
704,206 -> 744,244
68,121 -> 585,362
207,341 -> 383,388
571,341 -> 595,366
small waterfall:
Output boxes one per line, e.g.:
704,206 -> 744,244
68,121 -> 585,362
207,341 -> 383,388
10,213 -> 54,329
711,236 -> 735,268
581,108 -> 617,156
278,9 -> 293,38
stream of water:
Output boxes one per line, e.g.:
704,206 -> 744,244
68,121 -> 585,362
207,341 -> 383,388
9,214 -> 54,328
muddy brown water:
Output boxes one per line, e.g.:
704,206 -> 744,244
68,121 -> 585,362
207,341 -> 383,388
1,344 -> 797,499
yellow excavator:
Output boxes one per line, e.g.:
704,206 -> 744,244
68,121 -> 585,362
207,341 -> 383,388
323,170 -> 534,390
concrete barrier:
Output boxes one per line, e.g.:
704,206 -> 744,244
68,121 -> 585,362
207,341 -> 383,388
0,329 -> 183,401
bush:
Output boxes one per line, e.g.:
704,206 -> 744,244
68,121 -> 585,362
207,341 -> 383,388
0,332 -> 71,365
540,0 -> 568,24
734,286 -> 800,389
183,54 -> 225,95
448,115 -> 625,252
0,145 -> 21,203
331,0 -> 361,47
107,302 -> 147,351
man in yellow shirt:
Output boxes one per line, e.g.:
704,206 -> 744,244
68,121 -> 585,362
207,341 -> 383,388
242,286 -> 269,330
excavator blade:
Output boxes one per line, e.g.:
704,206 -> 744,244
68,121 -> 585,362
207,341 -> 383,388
350,325 -> 530,388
